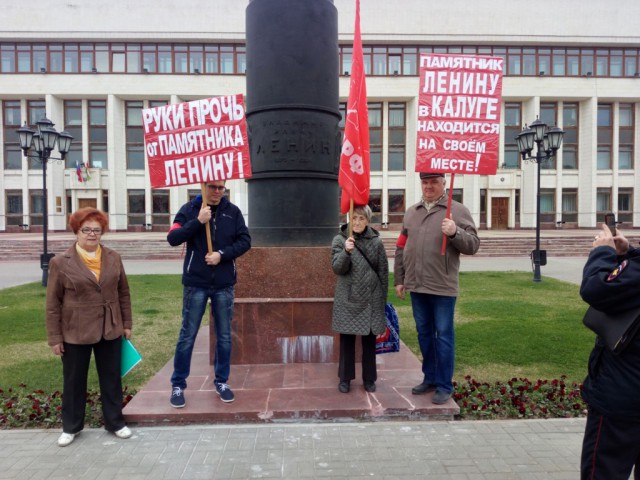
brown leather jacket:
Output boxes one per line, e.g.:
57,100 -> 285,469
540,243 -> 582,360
394,196 -> 479,296
46,245 -> 132,346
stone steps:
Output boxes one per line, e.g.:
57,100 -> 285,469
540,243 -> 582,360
3,233 -> 634,261
382,236 -> 601,258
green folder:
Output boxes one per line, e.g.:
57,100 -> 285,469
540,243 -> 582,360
121,338 -> 142,377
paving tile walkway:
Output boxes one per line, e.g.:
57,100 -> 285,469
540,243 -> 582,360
0,418 -> 586,479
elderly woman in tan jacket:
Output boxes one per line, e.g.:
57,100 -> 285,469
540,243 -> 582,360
46,207 -> 133,447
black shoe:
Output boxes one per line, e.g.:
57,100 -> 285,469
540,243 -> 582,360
338,381 -> 350,393
170,386 -> 185,408
412,383 -> 437,395
432,390 -> 451,404
364,381 -> 376,393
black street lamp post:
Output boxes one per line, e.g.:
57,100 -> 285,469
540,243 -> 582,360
17,118 -> 73,287
516,117 -> 564,282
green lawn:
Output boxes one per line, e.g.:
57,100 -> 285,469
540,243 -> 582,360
0,275 -> 184,392
391,272 -> 592,383
0,271 -> 593,393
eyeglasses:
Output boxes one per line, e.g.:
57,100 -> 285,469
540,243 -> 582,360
80,228 -> 102,235
207,185 -> 226,192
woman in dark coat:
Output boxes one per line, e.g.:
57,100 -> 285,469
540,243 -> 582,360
46,208 -> 133,447
331,205 -> 388,393
580,224 -> 640,479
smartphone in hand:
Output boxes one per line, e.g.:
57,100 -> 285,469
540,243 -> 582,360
604,212 -> 617,236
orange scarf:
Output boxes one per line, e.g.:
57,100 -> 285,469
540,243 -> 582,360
75,243 -> 102,282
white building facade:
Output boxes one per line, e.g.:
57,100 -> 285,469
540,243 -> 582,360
1,0 -> 639,232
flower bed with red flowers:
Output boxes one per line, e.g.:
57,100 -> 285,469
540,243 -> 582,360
454,375 -> 586,419
0,384 -> 135,429
1,377 -> 586,427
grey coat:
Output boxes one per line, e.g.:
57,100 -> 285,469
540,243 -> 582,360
331,225 -> 388,336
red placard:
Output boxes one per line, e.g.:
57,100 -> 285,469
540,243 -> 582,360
143,94 -> 252,188
416,54 -> 503,176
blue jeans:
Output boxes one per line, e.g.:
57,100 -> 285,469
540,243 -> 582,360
410,292 -> 457,394
171,285 -> 235,389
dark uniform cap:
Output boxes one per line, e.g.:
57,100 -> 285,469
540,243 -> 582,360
419,172 -> 445,179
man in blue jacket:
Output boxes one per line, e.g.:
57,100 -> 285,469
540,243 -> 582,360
167,180 -> 251,406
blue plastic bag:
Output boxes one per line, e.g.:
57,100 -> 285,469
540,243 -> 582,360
376,303 -> 400,354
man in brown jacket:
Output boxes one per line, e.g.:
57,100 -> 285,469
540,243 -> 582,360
394,172 -> 479,404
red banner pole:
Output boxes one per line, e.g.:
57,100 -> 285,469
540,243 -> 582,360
441,173 -> 455,256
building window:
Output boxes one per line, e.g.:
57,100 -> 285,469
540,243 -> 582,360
64,100 -> 83,168
27,100 -> 46,169
1,44 -> 16,72
158,44 -> 171,73
152,190 -> 170,226
369,103 -> 382,171
127,189 -> 145,225
503,103 -> 521,169
187,189 -> 200,204
5,190 -> 23,226
567,49 -> 580,76
174,45 -> 187,73
618,103 -> 634,170
596,188 -> 612,223
388,103 -> 406,171
89,100 -> 107,169
452,189 -> 463,204
388,189 -> 405,224
540,103 -> 557,170
480,189 -> 487,225
618,188 -> 633,224
2,100 -> 22,169
340,47 -> 352,75
3,42 -> 640,78
538,48 -> 551,75
368,189 -> 382,224
141,45 -> 155,73
597,104 -> 612,170
507,47 -> 522,75
562,103 -> 578,169
581,49 -> 594,76
618,188 -> 633,225
540,188 -> 555,223
561,189 -> 578,223
126,101 -> 145,169
29,189 -> 44,226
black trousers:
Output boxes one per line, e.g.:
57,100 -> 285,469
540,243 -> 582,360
338,333 -> 377,383
581,407 -> 640,480
61,337 -> 125,434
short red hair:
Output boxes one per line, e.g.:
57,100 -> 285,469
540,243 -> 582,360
69,207 -> 108,234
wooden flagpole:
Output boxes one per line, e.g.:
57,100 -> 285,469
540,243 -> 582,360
200,182 -> 214,254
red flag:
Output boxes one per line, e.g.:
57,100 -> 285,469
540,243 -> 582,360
338,0 -> 369,214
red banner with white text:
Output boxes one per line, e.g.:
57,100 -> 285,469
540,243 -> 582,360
416,54 -> 503,176
143,94 -> 252,188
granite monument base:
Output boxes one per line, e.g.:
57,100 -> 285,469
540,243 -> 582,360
209,247 -> 339,364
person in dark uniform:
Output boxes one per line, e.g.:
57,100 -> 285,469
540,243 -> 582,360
580,224 -> 640,480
